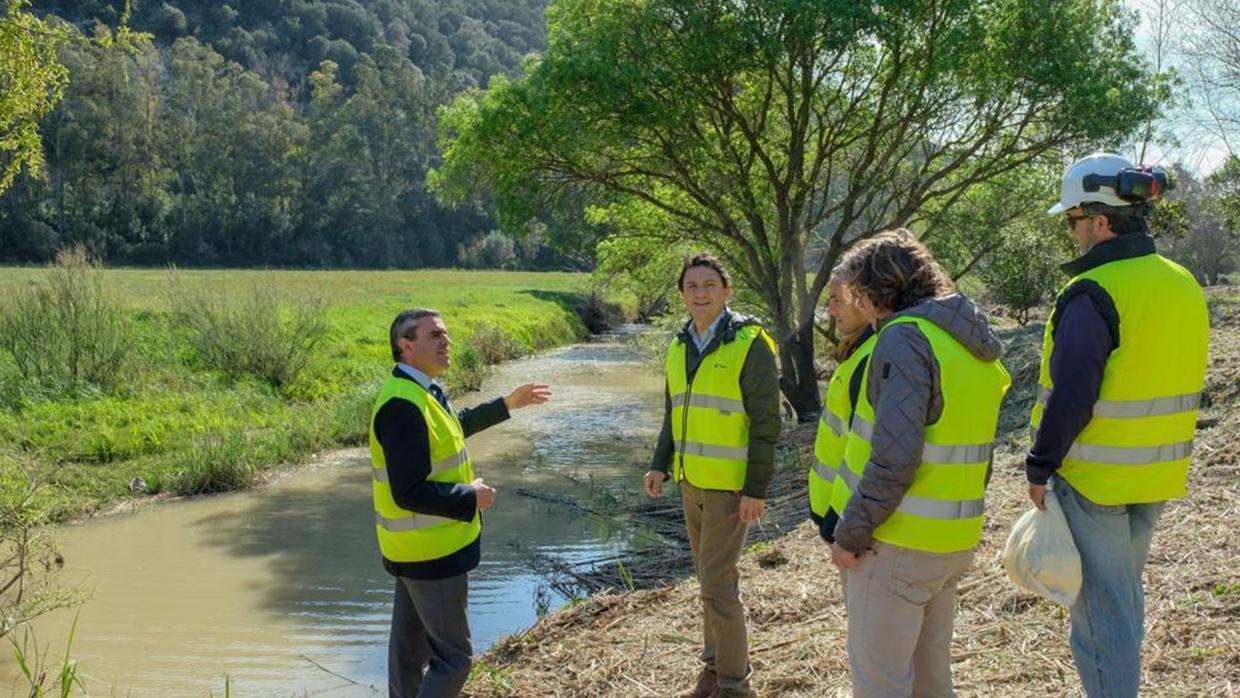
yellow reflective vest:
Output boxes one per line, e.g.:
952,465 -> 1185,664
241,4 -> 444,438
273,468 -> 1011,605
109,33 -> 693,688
369,374 -> 481,563
1030,253 -> 1208,504
830,316 -> 1010,553
809,332 -> 877,521
667,324 -> 775,491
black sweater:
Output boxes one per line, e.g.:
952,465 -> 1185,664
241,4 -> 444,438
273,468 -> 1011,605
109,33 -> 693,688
373,368 -> 510,579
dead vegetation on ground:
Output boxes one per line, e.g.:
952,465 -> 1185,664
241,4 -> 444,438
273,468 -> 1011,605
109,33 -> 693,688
465,287 -> 1240,698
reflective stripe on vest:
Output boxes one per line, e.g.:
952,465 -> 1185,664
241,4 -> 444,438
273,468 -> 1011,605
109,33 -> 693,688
821,410 -> 847,436
670,393 -> 746,413
1029,253 -> 1208,504
829,313 -> 1010,553
812,457 -> 836,482
809,333 -> 877,520
369,374 -> 481,563
376,511 -> 456,532
836,466 -> 985,520
1066,440 -> 1193,465
372,448 -> 470,483
1037,386 -> 1201,421
667,324 -> 775,491
679,441 -> 749,461
851,416 -> 996,464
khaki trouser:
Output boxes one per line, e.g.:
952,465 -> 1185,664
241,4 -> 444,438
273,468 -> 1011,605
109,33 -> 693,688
681,481 -> 754,697
844,542 -> 975,698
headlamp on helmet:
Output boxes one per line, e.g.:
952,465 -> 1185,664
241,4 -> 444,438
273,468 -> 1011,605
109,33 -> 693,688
1048,153 -> 1175,217
1082,167 -> 1172,204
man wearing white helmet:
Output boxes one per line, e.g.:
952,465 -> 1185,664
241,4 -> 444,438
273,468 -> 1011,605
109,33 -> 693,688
1027,152 -> 1209,697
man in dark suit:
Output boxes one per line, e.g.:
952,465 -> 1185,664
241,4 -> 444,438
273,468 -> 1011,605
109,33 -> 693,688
370,307 -> 550,697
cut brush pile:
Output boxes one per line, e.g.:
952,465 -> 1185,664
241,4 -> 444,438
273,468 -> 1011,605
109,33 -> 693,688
465,288 -> 1240,697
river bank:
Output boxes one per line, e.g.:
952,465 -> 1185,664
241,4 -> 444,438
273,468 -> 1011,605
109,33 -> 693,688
4,328 -> 663,695
462,288 -> 1240,697
0,267 -> 627,523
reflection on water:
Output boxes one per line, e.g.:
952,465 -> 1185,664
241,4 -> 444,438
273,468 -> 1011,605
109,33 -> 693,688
3,331 -> 662,696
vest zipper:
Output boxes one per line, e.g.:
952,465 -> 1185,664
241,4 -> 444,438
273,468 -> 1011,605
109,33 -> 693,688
678,337 -> 715,483
678,372 -> 695,482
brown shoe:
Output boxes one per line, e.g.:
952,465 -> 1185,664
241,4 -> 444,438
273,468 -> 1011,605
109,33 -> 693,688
675,668 -> 718,698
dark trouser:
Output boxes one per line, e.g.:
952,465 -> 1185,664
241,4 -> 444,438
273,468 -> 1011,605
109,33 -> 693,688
389,573 -> 472,698
681,481 -> 754,697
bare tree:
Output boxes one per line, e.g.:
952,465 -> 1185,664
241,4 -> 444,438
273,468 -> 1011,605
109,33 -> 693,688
1182,0 -> 1240,153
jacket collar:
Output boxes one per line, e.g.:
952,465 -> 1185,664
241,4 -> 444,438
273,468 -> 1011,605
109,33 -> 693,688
840,326 -> 875,361
391,365 -> 434,393
1061,233 -> 1157,277
677,308 -> 737,346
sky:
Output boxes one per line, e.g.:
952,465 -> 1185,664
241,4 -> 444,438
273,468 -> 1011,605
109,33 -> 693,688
1127,0 -> 1235,176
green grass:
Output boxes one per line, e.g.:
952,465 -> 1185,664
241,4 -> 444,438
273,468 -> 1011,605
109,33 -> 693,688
0,268 -> 610,520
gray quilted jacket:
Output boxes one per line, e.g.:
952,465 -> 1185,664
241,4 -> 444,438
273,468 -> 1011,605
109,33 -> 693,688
834,294 -> 1004,554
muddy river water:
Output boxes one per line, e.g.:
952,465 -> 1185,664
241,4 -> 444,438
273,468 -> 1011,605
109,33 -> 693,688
5,330 -> 664,696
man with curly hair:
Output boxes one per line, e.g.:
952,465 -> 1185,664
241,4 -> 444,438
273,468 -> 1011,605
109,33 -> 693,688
828,230 -> 1010,697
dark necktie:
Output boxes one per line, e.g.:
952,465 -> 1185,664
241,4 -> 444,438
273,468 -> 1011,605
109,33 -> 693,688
428,383 -> 451,412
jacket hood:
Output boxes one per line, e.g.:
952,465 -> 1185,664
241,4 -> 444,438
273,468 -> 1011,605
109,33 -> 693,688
886,294 -> 1002,362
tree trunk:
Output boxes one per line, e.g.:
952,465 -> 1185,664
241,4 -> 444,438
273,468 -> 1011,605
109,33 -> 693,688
776,317 -> 822,422
53,123 -> 66,239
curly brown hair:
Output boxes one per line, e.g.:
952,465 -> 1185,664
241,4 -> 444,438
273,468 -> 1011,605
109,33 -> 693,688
836,229 -> 953,313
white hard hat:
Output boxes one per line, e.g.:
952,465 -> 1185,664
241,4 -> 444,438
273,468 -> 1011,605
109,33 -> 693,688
1047,152 -> 1136,215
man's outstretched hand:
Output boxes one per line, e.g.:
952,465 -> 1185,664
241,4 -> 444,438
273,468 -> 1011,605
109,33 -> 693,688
504,383 -> 551,410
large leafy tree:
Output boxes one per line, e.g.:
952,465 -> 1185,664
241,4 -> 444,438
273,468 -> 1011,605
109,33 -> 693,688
301,52 -> 467,267
160,37 -> 305,264
0,0 -> 69,192
41,32 -> 164,258
434,0 -> 1164,419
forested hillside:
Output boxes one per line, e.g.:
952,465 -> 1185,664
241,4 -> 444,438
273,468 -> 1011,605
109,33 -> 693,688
0,0 -> 557,267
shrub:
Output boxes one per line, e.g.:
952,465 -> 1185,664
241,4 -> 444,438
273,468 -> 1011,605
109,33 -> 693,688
979,221 -> 1070,325
458,230 -> 518,269
167,275 -> 330,390
470,322 -> 524,364
168,431 -> 253,495
0,451 -> 75,640
330,380 -> 381,443
577,285 -> 627,333
0,246 -> 133,396
444,341 -> 488,393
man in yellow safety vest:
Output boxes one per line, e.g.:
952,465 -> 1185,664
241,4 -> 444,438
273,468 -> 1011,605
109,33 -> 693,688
1028,153 -> 1208,697
644,253 -> 781,698
370,308 -> 550,697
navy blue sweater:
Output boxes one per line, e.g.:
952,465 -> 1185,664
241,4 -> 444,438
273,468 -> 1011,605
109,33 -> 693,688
1025,234 -> 1158,485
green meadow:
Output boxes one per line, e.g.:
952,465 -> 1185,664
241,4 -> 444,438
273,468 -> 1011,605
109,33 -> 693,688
0,266 -> 616,520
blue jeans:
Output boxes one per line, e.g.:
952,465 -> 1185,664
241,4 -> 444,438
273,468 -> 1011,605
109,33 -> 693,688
1052,477 -> 1165,698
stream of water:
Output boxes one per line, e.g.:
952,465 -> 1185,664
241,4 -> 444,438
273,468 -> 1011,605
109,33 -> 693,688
4,329 -> 663,696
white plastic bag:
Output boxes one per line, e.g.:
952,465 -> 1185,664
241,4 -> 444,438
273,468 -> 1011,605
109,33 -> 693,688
1002,489 -> 1082,607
